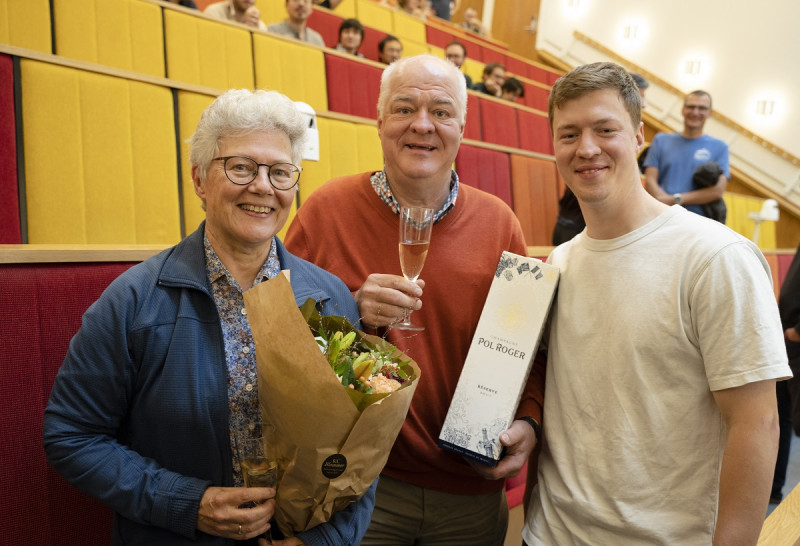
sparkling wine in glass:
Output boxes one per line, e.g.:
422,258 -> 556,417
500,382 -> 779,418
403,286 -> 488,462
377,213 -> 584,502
234,424 -> 277,542
394,206 -> 434,331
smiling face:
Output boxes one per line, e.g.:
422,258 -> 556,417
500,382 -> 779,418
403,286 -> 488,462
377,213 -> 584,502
682,92 -> 711,135
552,89 -> 644,206
340,28 -> 362,52
193,130 -> 297,255
377,58 -> 464,188
484,66 -> 505,94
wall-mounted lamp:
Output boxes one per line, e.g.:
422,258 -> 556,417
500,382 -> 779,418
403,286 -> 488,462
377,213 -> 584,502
756,99 -> 775,116
684,60 -> 702,75
623,25 -> 638,40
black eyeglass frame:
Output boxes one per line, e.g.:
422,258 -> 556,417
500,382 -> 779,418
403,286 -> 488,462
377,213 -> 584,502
212,156 -> 301,190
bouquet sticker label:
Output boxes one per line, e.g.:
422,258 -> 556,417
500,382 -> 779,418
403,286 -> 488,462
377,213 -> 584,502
321,454 -> 347,479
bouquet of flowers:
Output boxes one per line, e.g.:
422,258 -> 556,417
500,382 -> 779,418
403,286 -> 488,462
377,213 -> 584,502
243,274 -> 420,535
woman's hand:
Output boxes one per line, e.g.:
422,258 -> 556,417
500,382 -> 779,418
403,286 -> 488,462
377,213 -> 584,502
197,486 -> 275,540
355,274 -> 425,328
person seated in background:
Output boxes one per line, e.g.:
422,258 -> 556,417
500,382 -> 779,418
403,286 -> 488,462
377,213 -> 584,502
336,18 -> 365,57
378,35 -> 403,65
501,77 -> 525,103
630,73 -> 649,108
267,0 -> 325,47
460,7 -> 490,37
395,0 -> 426,18
313,0 -> 343,8
167,0 -> 198,9
42,88 -> 377,546
429,0 -> 458,20
444,40 -> 472,87
472,62 -> 505,97
204,0 -> 266,30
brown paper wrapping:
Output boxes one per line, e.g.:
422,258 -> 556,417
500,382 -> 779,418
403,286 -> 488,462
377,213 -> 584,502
243,274 -> 420,535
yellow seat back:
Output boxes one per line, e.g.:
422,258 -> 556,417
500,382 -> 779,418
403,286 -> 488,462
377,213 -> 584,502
21,60 -> 181,244
164,9 -> 254,89
53,0 -> 164,77
0,0 -> 51,53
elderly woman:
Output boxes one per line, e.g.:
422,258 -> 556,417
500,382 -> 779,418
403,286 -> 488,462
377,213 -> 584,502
43,89 -> 376,545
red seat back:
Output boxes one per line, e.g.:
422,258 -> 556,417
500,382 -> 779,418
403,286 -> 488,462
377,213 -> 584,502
361,26 -> 389,64
1,262 -> 136,545
0,54 -> 21,243
516,109 -> 553,156
479,97 -> 519,149
456,144 -> 513,208
325,54 -> 382,119
307,8 -> 344,48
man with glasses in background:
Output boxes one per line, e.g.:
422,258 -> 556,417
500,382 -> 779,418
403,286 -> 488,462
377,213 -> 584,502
643,90 -> 730,219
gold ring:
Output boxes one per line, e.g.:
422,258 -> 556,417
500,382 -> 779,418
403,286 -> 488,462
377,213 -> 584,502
376,304 -> 382,317
238,524 -> 242,535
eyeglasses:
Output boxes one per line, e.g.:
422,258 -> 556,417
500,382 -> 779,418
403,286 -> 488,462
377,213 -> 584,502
213,156 -> 301,190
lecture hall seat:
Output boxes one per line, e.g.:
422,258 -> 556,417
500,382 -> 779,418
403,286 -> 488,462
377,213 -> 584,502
307,7 -> 344,48
479,96 -> 520,149
19,60 -> 182,244
0,0 -> 52,53
456,144 -> 513,208
324,53 -> 382,120
1,262 -> 134,546
0,54 -> 21,243
516,109 -> 553,156
509,154 -> 561,246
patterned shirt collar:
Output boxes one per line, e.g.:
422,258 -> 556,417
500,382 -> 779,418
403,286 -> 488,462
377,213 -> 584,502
204,235 -> 280,289
370,169 -> 459,223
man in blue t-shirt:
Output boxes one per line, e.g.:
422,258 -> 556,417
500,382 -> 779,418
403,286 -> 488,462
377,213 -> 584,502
644,90 -> 730,218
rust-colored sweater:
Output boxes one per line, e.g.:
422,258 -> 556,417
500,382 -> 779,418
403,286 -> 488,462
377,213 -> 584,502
285,172 -> 543,495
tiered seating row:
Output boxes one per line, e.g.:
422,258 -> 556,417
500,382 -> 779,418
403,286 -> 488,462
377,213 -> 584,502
0,0 -> 562,246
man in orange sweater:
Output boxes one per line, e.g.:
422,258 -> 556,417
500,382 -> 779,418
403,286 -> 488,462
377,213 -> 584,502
285,54 -> 543,545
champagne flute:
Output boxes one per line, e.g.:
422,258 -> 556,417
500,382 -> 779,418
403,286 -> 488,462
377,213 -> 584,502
234,424 -> 277,541
394,206 -> 434,331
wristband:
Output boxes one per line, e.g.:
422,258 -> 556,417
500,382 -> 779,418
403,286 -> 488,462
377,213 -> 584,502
518,417 -> 542,443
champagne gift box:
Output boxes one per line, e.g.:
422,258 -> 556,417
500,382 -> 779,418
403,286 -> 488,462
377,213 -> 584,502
438,251 -> 559,465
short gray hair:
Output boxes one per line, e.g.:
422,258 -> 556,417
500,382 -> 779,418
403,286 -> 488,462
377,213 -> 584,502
377,54 -> 467,125
189,89 -> 308,180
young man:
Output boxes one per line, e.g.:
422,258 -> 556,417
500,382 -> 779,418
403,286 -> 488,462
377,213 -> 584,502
266,0 -> 325,47
472,62 -> 505,97
377,35 -> 403,64
285,55 -> 542,545
335,18 -> 365,57
552,72 -> 649,245
444,40 -> 472,87
643,90 -> 730,218
204,0 -> 266,30
523,62 -> 790,545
